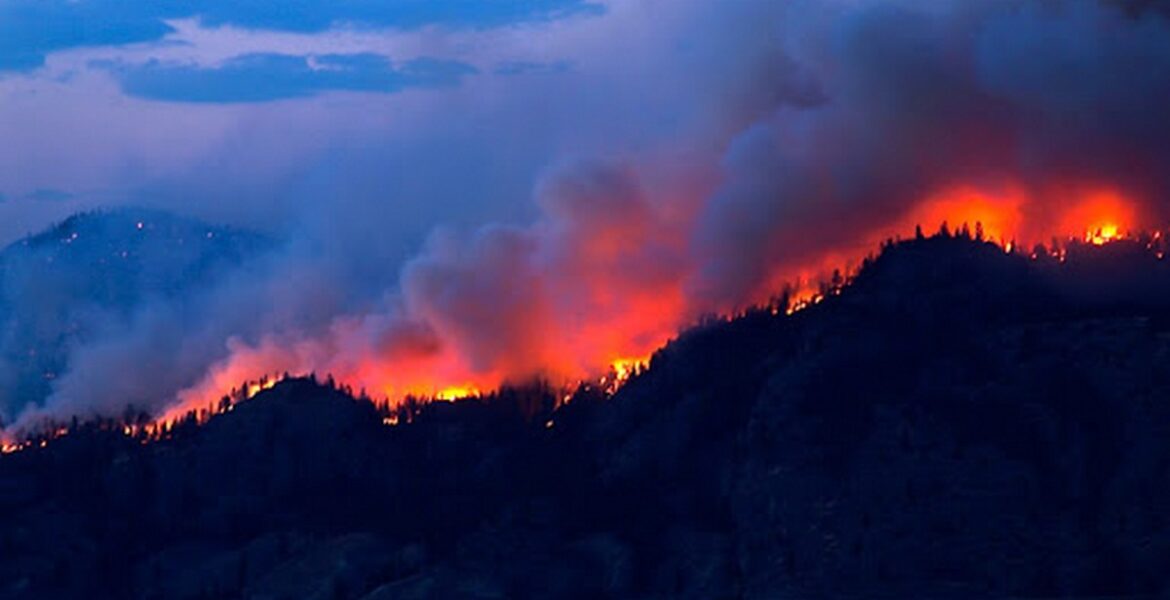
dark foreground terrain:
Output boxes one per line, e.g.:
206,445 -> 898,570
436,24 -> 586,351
3,234 -> 1170,599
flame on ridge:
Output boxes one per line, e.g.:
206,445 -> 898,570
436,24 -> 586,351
1,181 -> 1161,455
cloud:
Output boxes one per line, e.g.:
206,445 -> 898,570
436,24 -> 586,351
0,1 -> 174,72
184,0 -> 605,32
100,53 -> 477,102
494,60 -> 574,76
0,0 -> 603,72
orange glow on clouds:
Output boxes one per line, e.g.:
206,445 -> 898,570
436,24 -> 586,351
3,177 -> 1151,451
159,181 -> 1145,423
1057,190 -> 1137,245
897,183 -> 1140,249
905,184 -> 1027,243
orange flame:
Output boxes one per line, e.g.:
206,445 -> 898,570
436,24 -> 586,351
131,182 -> 1157,434
1,180 -> 1157,454
1058,190 -> 1137,245
434,386 -> 480,401
905,184 -> 1027,244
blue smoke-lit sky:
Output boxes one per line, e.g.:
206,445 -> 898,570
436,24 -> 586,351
2,0 -> 1170,427
0,0 -> 739,252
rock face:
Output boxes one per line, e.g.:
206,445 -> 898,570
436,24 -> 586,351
3,235 -> 1170,598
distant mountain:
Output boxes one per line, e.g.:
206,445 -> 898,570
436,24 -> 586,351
2,234 -> 1170,598
0,208 -> 269,421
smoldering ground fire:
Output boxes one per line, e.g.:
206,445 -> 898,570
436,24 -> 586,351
3,0 -> 1170,443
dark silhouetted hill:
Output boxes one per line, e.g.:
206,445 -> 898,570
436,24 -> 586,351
3,235 -> 1170,598
0,209 -> 269,419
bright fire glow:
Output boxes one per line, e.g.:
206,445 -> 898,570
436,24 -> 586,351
434,386 -> 479,401
1058,190 -> 1137,246
1088,224 -> 1120,245
904,184 -> 1027,244
0,180 -> 1156,453
152,374 -> 279,434
610,357 -> 645,381
246,380 -> 276,398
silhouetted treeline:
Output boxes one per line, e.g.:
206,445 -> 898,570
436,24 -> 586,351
4,233 -> 1170,598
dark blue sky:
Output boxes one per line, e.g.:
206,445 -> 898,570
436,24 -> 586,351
0,0 -> 601,71
1,0 -> 742,251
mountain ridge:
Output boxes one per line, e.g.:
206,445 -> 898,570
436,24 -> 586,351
0,208 -> 271,422
3,233 -> 1170,598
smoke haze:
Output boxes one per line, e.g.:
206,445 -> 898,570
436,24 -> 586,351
3,0 -> 1170,430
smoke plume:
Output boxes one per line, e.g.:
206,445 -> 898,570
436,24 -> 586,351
7,0 -> 1170,431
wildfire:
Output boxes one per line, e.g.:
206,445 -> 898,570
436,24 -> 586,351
434,386 -> 480,401
609,357 -> 645,382
1087,224 -> 1121,245
1058,190 -> 1137,247
245,379 -> 277,399
0,180 -> 1160,456
905,185 -> 1026,244
1,426 -> 70,454
592,355 -> 647,394
786,293 -> 824,315
124,375 -> 286,442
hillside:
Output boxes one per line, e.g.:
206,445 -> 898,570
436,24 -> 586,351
3,235 -> 1170,598
0,209 -> 269,420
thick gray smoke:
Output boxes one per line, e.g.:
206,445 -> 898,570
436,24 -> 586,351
5,0 -> 1170,432
691,0 -> 1170,304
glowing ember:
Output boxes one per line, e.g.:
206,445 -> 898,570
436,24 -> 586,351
786,293 -> 824,315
